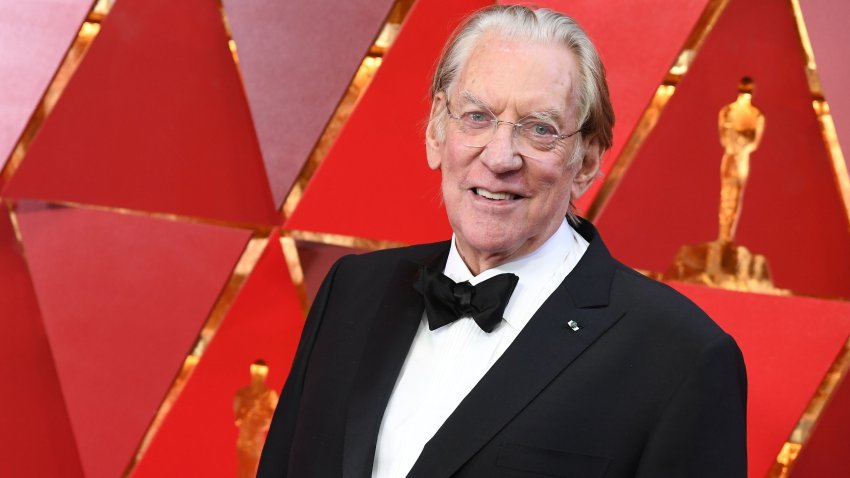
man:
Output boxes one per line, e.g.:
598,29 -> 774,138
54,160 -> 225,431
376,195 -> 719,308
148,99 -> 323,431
259,5 -> 747,477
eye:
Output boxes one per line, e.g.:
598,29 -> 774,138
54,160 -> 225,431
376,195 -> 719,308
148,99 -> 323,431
460,111 -> 492,130
530,122 -> 557,136
467,111 -> 489,123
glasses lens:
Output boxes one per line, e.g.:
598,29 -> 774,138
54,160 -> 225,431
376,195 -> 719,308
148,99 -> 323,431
450,110 -> 491,148
449,106 -> 565,155
518,121 -> 560,152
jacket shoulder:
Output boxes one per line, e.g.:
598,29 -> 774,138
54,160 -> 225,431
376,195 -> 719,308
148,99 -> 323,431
336,241 -> 450,273
611,263 -> 732,346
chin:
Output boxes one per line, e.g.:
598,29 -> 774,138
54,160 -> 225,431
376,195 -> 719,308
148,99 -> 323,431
448,207 -> 531,260
457,227 -> 525,258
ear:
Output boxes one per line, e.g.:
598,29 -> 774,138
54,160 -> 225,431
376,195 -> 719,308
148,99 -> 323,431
425,92 -> 447,170
571,137 -> 603,198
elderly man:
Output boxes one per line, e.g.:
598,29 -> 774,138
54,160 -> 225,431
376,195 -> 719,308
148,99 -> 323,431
258,5 -> 747,478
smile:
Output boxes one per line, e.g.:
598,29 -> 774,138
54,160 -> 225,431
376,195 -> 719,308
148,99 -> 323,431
473,187 -> 519,201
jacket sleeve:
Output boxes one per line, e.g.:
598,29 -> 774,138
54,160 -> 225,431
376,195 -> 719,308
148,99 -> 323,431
256,255 -> 349,477
635,333 -> 748,478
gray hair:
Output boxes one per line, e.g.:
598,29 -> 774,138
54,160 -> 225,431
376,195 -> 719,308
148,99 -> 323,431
429,5 -> 614,155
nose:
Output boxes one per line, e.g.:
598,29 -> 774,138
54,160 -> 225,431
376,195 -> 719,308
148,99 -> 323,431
480,122 -> 523,173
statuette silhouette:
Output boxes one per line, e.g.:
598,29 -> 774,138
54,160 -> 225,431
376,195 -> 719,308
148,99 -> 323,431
667,77 -> 780,293
234,360 -> 279,478
718,76 -> 764,242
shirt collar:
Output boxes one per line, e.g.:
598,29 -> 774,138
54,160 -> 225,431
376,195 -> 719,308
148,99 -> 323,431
443,218 -> 587,331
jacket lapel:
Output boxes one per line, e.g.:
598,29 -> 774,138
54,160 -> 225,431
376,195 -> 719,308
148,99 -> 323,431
342,247 -> 450,478
408,221 -> 627,478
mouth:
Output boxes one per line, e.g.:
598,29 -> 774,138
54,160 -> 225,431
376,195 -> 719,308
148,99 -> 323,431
472,187 -> 521,201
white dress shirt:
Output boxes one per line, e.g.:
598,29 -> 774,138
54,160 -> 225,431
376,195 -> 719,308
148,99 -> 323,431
371,219 -> 589,477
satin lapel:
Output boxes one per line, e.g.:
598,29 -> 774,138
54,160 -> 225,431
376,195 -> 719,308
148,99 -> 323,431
408,220 -> 626,478
342,249 -> 449,478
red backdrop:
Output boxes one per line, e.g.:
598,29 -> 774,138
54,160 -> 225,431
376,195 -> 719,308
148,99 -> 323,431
2,0 -> 849,476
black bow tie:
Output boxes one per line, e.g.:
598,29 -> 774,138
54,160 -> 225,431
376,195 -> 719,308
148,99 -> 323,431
414,265 -> 519,333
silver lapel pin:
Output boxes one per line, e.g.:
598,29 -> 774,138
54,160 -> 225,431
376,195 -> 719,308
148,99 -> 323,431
567,320 -> 580,332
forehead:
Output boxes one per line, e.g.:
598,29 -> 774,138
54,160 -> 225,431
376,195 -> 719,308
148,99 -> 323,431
455,33 -> 577,116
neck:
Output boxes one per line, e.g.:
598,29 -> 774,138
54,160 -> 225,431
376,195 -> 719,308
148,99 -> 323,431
454,222 -> 563,275
455,244 -> 521,276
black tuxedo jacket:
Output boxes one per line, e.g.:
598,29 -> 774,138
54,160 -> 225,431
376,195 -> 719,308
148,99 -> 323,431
258,220 -> 747,477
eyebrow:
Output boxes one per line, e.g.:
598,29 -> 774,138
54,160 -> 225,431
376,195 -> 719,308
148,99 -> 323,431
527,109 -> 566,127
458,90 -> 567,127
459,90 -> 492,111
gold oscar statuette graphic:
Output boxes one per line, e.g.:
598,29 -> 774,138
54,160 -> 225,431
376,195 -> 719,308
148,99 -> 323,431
234,360 -> 279,478
667,77 -> 781,293
717,76 -> 764,242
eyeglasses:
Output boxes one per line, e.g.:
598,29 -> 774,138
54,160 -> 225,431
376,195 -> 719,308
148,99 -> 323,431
445,101 -> 581,156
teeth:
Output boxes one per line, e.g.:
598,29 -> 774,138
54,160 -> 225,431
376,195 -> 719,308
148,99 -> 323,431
474,188 -> 515,200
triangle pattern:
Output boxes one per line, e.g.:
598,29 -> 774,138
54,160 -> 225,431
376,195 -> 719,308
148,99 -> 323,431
221,0 -> 397,206
131,230 -> 304,477
15,203 -> 251,478
0,0 -> 92,172
595,0 -> 850,298
3,0 -> 279,226
0,208 -> 84,477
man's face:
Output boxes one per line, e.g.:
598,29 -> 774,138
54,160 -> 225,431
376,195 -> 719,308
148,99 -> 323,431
427,33 -> 600,271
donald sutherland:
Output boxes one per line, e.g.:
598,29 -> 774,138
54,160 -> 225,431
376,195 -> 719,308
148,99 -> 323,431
258,5 -> 747,478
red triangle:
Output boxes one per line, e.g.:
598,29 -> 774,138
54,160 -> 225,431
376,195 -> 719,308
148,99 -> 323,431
671,282 -> 850,477
595,0 -> 850,298
0,0 -> 92,171
132,230 -> 304,477
220,0 -> 396,206
16,203 -> 250,478
285,0 -> 494,244
3,0 -> 279,226
0,209 -> 84,477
